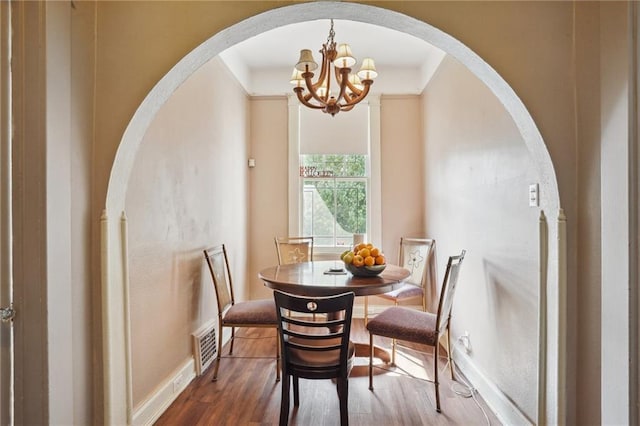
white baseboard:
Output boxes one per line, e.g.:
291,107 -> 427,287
132,358 -> 196,426
452,342 -> 533,425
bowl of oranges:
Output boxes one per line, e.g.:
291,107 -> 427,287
341,243 -> 386,277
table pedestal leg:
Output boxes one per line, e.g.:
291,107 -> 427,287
354,342 -> 391,364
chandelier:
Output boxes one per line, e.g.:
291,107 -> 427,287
290,20 -> 378,117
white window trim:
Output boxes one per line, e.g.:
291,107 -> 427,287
288,95 -> 381,253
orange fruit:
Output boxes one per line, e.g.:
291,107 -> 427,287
375,255 -> 386,265
370,248 -> 380,257
352,255 -> 364,267
364,256 -> 375,266
358,248 -> 371,258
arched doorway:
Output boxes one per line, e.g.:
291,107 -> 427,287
102,2 -> 564,424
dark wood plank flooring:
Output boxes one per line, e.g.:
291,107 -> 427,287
155,319 -> 502,425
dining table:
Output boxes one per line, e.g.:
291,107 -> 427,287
259,260 -> 411,364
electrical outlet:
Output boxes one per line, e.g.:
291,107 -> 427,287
461,331 -> 471,354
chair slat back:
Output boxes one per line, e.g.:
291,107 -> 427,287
399,237 -> 436,288
275,236 -> 314,265
203,245 -> 234,314
274,291 -> 354,375
435,250 -> 466,335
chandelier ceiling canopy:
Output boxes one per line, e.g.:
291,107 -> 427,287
290,20 -> 378,117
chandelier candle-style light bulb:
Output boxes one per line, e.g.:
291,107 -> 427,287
291,19 -> 377,116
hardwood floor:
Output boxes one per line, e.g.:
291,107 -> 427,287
155,319 -> 502,425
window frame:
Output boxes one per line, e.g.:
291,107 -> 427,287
287,95 -> 382,257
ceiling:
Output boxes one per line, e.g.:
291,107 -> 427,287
219,19 -> 446,97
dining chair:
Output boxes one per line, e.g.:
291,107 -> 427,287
364,237 -> 436,325
274,236 -> 314,265
274,290 -> 355,426
275,236 -> 315,319
366,249 -> 466,413
203,244 -> 280,382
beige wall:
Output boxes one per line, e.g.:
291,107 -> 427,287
125,57 -> 249,406
574,2 -> 602,423
247,96 -> 425,304
88,2 -> 582,422
599,3 -> 631,424
380,96 -> 425,265
248,97 -> 289,299
422,55 -> 540,419
23,1 -> 633,424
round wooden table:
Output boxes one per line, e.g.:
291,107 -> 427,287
258,260 -> 410,297
259,260 -> 411,365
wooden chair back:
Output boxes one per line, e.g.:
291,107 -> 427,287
203,244 -> 234,314
275,236 -> 314,265
274,290 -> 354,379
435,250 -> 466,336
398,237 -> 436,289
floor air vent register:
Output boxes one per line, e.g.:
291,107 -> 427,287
192,322 -> 217,376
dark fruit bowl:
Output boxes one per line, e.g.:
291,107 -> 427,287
344,263 -> 386,277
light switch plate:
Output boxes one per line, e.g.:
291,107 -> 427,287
529,183 -> 539,207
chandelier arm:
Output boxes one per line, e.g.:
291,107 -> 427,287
340,83 -> 372,108
294,88 -> 325,109
311,50 -> 330,92
344,76 -> 363,97
335,70 -> 362,97
303,73 -> 329,106
335,67 -> 351,106
324,56 -> 334,100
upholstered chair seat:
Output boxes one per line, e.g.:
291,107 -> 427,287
223,299 -> 278,325
366,306 -> 438,346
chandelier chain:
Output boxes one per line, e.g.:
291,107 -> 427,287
326,19 -> 335,46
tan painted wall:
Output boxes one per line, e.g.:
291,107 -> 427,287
247,96 -> 425,304
574,2 -> 602,424
49,1 -> 630,423
247,97 -> 289,300
422,55 -> 540,419
91,1 -> 574,421
380,96 -> 425,264
124,57 -> 249,406
599,3 -> 631,424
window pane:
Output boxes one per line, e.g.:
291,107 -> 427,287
335,180 -> 367,234
300,154 -> 368,247
302,178 -> 367,247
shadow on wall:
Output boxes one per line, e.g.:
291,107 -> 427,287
482,256 -> 537,420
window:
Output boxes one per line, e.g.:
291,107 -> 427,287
300,154 -> 368,247
288,97 -> 381,253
